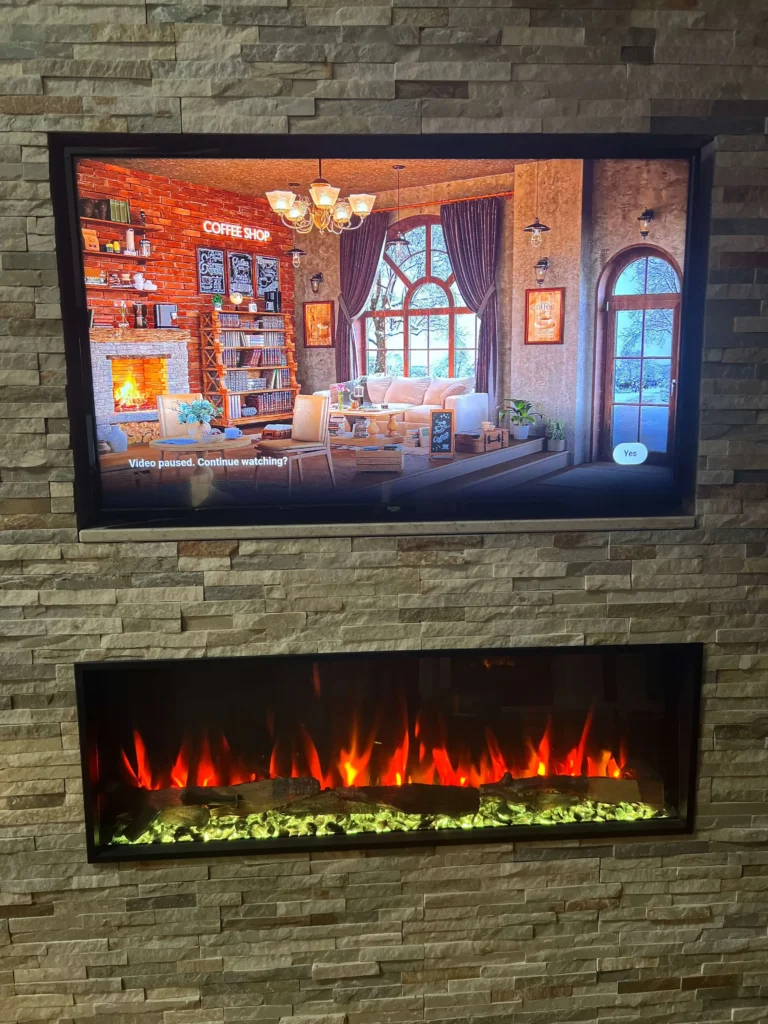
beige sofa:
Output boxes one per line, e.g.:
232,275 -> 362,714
315,376 -> 489,432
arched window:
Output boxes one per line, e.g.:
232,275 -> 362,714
597,248 -> 682,461
363,216 -> 478,378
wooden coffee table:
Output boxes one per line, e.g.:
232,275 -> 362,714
329,404 -> 410,441
149,435 -> 253,480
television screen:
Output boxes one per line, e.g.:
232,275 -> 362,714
52,135 -> 712,529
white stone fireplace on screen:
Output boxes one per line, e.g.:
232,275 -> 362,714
89,329 -> 191,430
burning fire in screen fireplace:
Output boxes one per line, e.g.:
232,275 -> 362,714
77,647 -> 700,861
111,357 -> 168,413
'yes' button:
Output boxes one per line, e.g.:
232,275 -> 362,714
613,443 -> 648,466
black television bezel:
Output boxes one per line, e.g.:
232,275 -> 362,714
74,643 -> 703,863
49,132 -> 715,532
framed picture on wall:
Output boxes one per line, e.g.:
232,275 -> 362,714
303,300 -> 335,348
197,246 -> 226,294
227,251 -> 254,296
525,287 -> 565,345
256,255 -> 279,297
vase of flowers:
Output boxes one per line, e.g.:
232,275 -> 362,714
176,398 -> 217,439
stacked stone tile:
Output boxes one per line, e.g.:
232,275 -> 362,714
1,2 -> 768,1023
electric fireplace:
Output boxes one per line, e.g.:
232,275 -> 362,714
76,645 -> 701,861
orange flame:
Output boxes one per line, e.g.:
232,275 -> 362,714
526,717 -> 551,778
118,705 -> 627,794
114,374 -> 147,411
121,728 -> 158,789
338,721 -> 375,787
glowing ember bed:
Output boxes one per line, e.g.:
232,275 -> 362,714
76,646 -> 701,861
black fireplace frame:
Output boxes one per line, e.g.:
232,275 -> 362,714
75,644 -> 703,863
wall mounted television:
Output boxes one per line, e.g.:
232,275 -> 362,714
50,133 -> 714,531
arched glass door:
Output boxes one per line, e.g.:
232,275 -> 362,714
603,253 -> 681,463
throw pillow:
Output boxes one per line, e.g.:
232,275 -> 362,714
385,376 -> 431,405
365,376 -> 392,404
423,376 -> 474,406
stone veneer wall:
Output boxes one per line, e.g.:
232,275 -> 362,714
1,5 -> 768,1024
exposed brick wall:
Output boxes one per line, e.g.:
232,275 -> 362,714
77,159 -> 295,392
1,4 -> 768,1024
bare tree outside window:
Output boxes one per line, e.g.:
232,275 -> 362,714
363,218 -> 478,379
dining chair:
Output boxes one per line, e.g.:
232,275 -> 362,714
254,394 -> 335,491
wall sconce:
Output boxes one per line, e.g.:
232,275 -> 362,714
310,272 -> 324,295
638,208 -> 654,239
534,257 -> 550,285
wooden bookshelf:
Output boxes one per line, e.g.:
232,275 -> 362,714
200,309 -> 299,429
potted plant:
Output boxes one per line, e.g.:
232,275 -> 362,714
211,293 -> 224,311
176,398 -> 218,439
545,418 -> 567,451
499,398 -> 536,440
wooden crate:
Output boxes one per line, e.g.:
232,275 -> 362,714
355,448 -> 405,473
455,429 -> 506,454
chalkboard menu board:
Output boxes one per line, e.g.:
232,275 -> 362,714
227,251 -> 254,296
429,408 -> 454,460
257,255 -> 279,296
197,246 -> 225,294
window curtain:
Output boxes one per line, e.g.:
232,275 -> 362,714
336,211 -> 389,382
440,197 -> 502,404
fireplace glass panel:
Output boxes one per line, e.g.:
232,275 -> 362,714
77,646 -> 701,861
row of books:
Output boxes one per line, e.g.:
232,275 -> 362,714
219,315 -> 286,330
109,199 -> 131,223
220,331 -> 288,352
243,390 -> 293,414
250,347 -> 287,366
404,426 -> 430,447
224,370 -> 267,393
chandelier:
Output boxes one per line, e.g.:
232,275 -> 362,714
265,159 -> 376,236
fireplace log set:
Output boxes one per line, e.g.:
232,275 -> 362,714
111,771 -> 667,846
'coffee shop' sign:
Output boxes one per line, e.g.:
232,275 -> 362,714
203,220 -> 271,243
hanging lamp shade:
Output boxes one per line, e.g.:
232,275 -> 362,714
309,161 -> 339,209
387,230 -> 411,261
524,216 -> 550,247
332,198 -> 353,224
348,193 -> 376,217
284,241 -> 308,268
265,189 -> 296,214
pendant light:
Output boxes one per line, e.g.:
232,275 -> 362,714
284,232 -> 308,269
524,164 -> 550,248
387,164 -> 411,262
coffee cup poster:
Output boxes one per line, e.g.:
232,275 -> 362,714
525,288 -> 565,345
